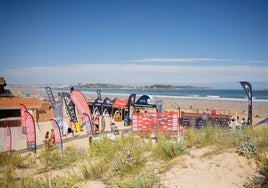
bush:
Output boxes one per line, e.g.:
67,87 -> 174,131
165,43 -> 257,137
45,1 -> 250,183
153,137 -> 184,160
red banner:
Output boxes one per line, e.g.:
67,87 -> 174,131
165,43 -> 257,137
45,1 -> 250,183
50,119 -> 63,149
5,126 -> 11,153
24,111 -> 36,152
20,104 -> 27,134
70,90 -> 91,116
132,112 -> 179,137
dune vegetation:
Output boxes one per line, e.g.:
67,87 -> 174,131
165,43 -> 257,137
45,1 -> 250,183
0,126 -> 267,188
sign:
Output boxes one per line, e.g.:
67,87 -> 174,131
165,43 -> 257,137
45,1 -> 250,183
132,112 -> 179,137
50,119 -> 63,149
25,111 -> 36,152
6,126 -> 11,153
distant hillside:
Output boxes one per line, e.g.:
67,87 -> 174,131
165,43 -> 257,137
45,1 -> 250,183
62,83 -> 212,90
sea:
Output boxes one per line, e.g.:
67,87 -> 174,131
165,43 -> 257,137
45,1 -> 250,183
55,87 -> 268,103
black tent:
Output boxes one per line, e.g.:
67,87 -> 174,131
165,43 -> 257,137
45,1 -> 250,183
134,95 -> 157,109
102,97 -> 113,117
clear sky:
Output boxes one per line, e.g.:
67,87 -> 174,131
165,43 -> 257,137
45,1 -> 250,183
0,0 -> 268,89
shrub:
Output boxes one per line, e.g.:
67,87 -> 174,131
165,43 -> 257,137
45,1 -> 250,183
153,137 -> 184,160
39,146 -> 85,170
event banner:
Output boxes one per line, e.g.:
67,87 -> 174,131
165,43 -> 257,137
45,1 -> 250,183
5,126 -> 11,153
19,104 -> 27,134
83,113 -> 93,138
240,81 -> 252,125
24,111 -> 36,153
96,89 -> 102,100
127,93 -> 136,119
50,119 -> 63,149
62,92 -> 78,123
45,87 -> 56,108
132,112 -> 179,136
70,90 -> 91,116
54,99 -> 63,134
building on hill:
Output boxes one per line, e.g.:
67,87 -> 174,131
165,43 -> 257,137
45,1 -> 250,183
0,77 -> 7,95
0,77 -> 54,127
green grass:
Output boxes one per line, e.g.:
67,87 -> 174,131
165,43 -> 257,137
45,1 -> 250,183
1,126 -> 268,187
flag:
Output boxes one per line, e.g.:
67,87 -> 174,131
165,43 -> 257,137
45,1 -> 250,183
5,126 -> 12,153
254,117 -> 268,126
240,81 -> 253,125
70,90 -> 91,116
50,119 -> 63,149
24,111 -> 36,153
62,92 -> 78,123
83,113 -> 93,138
45,87 -> 56,108
19,104 -> 27,134
96,89 -> 102,100
127,93 -> 136,119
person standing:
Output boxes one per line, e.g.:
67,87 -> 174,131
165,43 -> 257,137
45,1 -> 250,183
100,115 -> 106,132
67,119 -> 75,138
44,131 -> 50,148
50,129 -> 55,146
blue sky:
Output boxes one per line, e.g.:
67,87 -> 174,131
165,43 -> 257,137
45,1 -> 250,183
0,0 -> 268,89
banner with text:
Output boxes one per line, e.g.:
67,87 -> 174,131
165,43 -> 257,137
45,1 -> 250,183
132,112 -> 179,137
70,90 -> 91,117
20,104 -> 27,134
240,81 -> 253,125
50,119 -> 63,149
62,92 -> 78,123
25,111 -> 36,153
6,126 -> 12,153
83,113 -> 93,138
45,87 -> 56,108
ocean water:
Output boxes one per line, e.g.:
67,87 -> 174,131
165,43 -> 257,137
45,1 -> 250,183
59,88 -> 268,103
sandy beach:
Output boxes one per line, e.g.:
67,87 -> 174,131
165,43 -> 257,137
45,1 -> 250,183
1,88 -> 268,187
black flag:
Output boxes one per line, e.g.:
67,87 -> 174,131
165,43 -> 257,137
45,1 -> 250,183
62,92 -> 78,123
45,87 -> 56,109
240,81 -> 252,125
96,89 -> 102,100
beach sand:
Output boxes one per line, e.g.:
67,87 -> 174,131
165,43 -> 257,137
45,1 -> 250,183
1,92 -> 268,187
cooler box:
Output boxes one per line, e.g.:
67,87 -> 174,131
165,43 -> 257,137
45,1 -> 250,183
75,122 -> 81,132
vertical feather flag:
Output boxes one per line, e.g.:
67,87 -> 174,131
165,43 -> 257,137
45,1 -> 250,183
83,112 -> 93,138
45,86 -> 56,108
50,119 -> 63,149
19,104 -> 27,134
24,111 -> 36,153
240,81 -> 253,125
62,92 -> 78,123
56,93 -> 64,134
70,90 -> 91,116
5,126 -> 12,153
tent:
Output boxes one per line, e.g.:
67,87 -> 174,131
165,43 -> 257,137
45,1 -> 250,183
102,97 -> 113,117
134,95 -> 157,109
112,98 -> 129,109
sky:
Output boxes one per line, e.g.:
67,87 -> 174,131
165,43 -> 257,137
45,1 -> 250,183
0,0 -> 268,89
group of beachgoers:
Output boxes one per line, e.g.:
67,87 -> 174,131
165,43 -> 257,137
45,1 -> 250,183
43,112 -> 123,147
44,129 -> 55,148
229,116 -> 248,130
